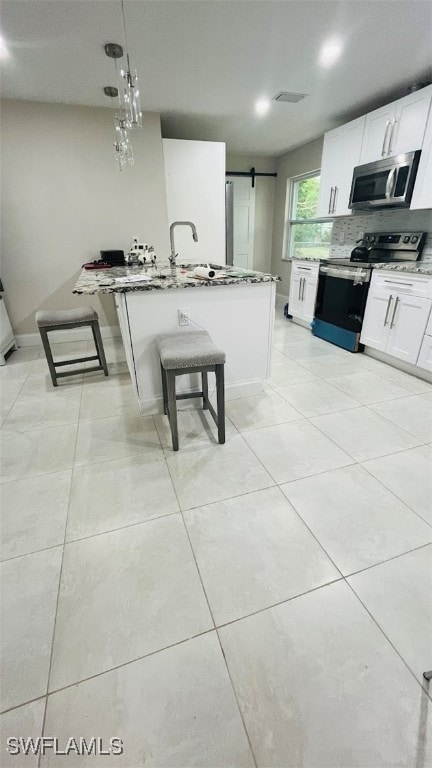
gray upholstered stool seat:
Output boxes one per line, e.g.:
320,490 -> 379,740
35,307 -> 97,328
35,306 -> 108,387
157,330 -> 226,451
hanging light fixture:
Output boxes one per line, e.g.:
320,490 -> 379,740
118,0 -> 142,128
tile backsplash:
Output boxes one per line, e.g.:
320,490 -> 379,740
330,209 -> 432,261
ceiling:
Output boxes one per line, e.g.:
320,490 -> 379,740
1,0 -> 432,156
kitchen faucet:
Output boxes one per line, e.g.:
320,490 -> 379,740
169,221 -> 198,266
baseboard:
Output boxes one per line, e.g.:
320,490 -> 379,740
16,325 -> 121,347
364,347 -> 432,383
138,379 -> 264,416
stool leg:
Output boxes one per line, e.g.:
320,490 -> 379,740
215,364 -> 225,445
92,320 -> 109,376
160,363 -> 168,415
166,370 -> 179,451
40,329 -> 58,387
202,371 -> 209,410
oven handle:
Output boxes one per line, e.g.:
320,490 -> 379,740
319,265 -> 370,281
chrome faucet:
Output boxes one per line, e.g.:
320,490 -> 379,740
169,221 -> 198,266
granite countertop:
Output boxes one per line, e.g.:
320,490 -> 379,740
289,255 -> 329,262
73,262 -> 281,295
371,262 -> 432,275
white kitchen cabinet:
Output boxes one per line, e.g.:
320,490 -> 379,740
289,261 -> 319,323
114,294 -> 138,395
361,270 -> 432,366
386,294 -> 431,364
359,85 -> 432,164
411,93 -> 432,210
360,288 -> 394,351
317,117 -> 365,217
417,334 -> 432,372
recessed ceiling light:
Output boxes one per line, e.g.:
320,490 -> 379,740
0,33 -> 10,61
255,97 -> 270,117
318,39 -> 343,69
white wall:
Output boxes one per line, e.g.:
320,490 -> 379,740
163,139 -> 226,265
0,100 -> 170,335
226,154 -> 276,274
271,138 -> 324,297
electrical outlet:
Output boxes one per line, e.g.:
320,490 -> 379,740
178,308 -> 190,326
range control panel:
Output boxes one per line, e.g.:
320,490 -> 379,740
363,231 -> 426,252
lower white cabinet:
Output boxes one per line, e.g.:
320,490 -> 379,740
417,334 -> 432,372
361,270 -> 432,366
288,261 -> 319,323
114,294 -> 138,394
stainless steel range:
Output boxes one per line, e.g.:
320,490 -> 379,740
312,231 -> 426,352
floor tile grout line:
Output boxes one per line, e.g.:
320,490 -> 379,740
359,459 -> 432,530
1,628 -> 217,716
162,437 -> 259,768
345,580 -> 432,702
38,380 -> 83,765
0,369 -> 31,425
215,576 -> 344,632
362,399 -> 431,444
215,627 -> 259,768
343,540 -> 432,580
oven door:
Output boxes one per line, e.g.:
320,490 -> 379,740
314,265 -> 371,333
349,151 -> 420,210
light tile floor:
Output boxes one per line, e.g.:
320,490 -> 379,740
1,318 -> 432,767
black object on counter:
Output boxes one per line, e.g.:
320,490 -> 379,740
100,250 -> 125,265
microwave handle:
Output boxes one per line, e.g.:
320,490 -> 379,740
385,167 -> 397,200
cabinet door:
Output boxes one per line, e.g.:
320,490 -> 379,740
360,104 -> 395,164
360,288 -> 393,350
289,274 -> 303,318
386,294 -> 431,364
317,128 -> 342,217
411,93 -> 432,210
302,274 -> 319,322
417,334 -> 432,372
389,86 -> 432,156
333,117 -> 365,216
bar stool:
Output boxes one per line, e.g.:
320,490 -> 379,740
35,307 -> 109,387
157,330 -> 226,451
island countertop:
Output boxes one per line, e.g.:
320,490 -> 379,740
73,262 -> 280,295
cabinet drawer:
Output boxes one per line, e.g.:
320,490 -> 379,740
291,260 -> 320,277
371,271 -> 432,299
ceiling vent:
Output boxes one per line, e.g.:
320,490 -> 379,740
273,91 -> 307,103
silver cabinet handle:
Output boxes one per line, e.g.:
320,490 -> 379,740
302,277 -> 306,301
387,119 -> 397,156
383,295 -> 393,326
332,186 -> 338,214
298,278 -> 302,300
328,187 -> 334,214
383,279 -> 413,287
390,295 -> 399,328
300,277 -> 304,301
382,120 -> 391,157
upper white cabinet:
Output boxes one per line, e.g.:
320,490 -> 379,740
411,94 -> 432,209
359,85 -> 432,164
317,117 -> 365,217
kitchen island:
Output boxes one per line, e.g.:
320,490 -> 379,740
73,263 -> 280,414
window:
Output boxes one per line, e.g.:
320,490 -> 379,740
285,171 -> 332,260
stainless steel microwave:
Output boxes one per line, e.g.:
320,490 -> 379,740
349,150 -> 421,210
